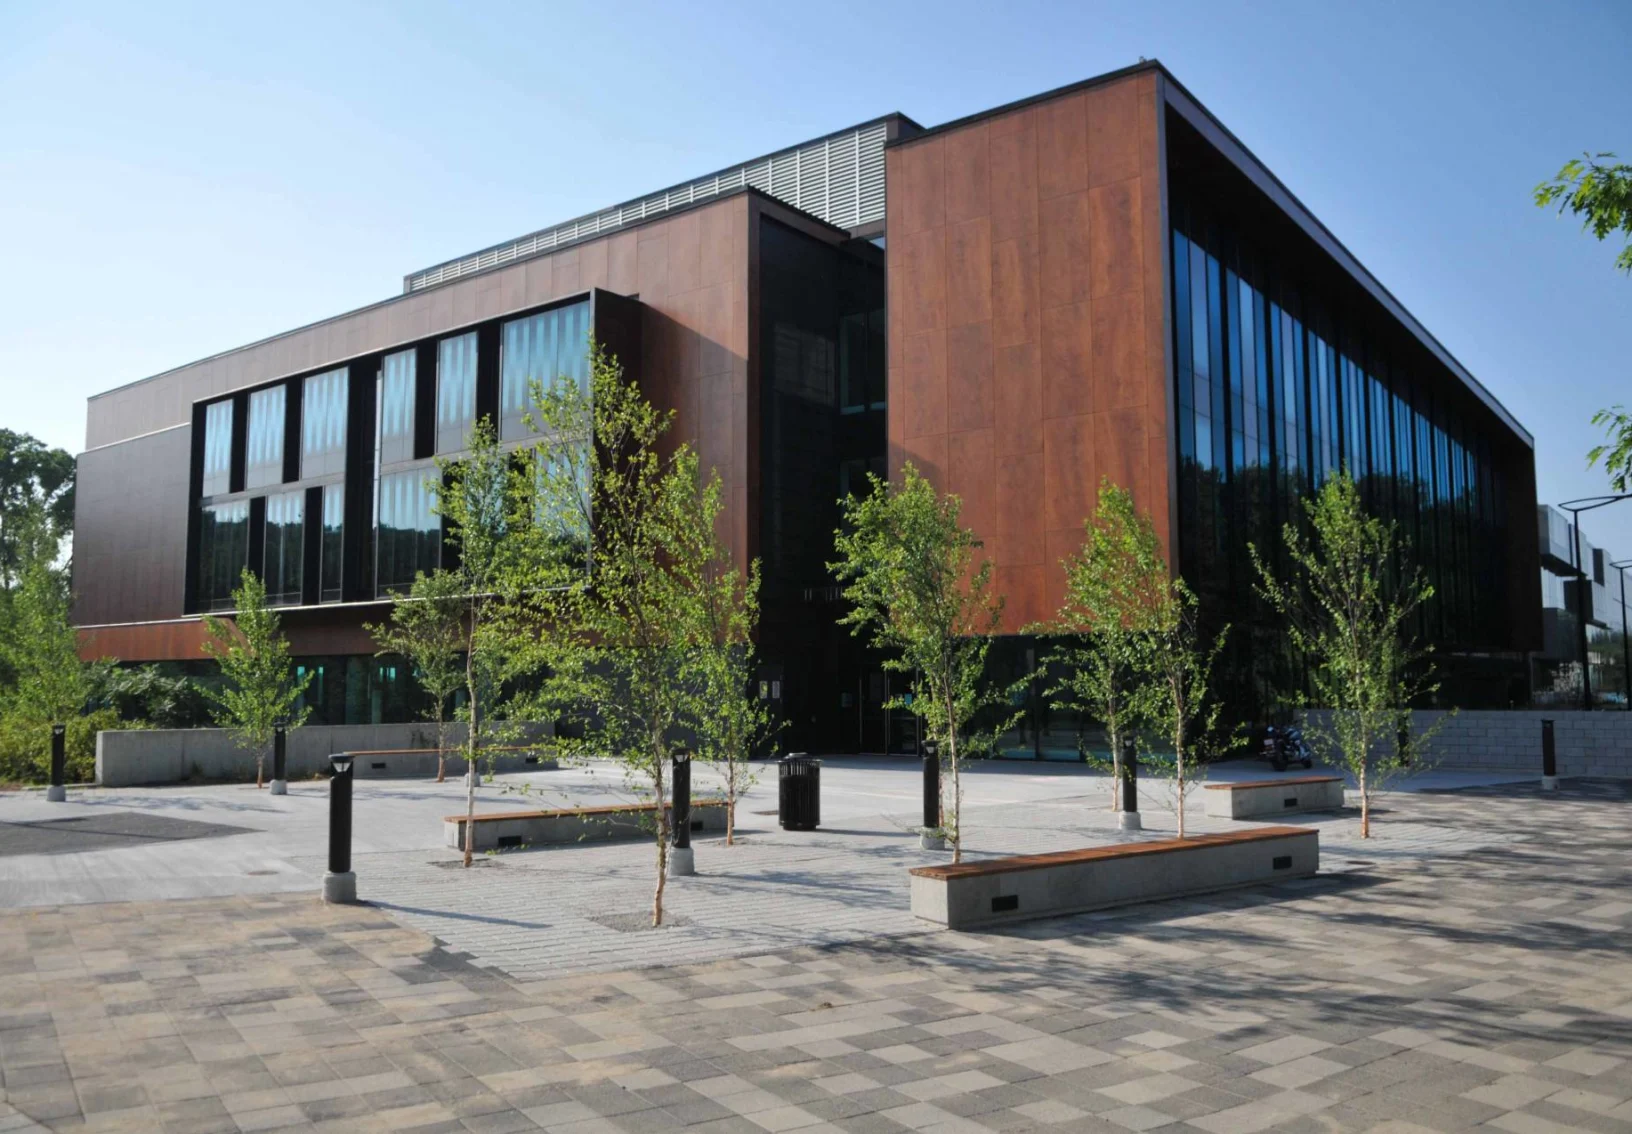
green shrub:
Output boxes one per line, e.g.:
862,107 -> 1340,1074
0,709 -> 142,785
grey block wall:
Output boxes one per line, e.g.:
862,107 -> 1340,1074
96,722 -> 554,787
1302,709 -> 1632,778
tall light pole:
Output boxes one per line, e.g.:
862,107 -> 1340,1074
1613,558 -> 1632,710
1559,495 -> 1632,710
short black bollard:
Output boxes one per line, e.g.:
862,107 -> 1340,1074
46,723 -> 66,802
1118,736 -> 1141,830
1541,718 -> 1557,790
324,753 -> 357,903
670,750 -> 695,876
921,739 -> 942,848
270,723 -> 288,796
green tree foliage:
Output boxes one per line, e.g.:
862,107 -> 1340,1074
201,570 -> 311,788
1251,473 -> 1441,838
90,663 -> 212,729
0,430 -> 75,589
367,569 -> 467,783
516,345 -> 717,925
430,419 -> 533,866
830,462 -> 1007,863
1535,153 -> 1632,490
3,507 -> 93,751
1536,152 -> 1632,274
1036,481 -> 1167,808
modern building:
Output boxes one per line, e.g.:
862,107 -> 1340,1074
73,61 -> 1541,752
1534,504 -> 1629,706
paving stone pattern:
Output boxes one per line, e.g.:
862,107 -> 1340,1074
334,784 -> 1528,980
0,781 -> 1629,1132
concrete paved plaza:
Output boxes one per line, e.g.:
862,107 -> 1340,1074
1,761 -> 1629,1131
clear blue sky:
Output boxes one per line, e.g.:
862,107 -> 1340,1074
3,1 -> 1628,546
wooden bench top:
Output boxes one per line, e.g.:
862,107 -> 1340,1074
445,800 -> 723,824
1203,776 -> 1343,791
909,827 -> 1314,881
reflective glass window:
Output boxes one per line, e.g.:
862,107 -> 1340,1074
379,350 -> 415,466
245,385 -> 286,490
201,400 -> 233,496
263,490 -> 304,605
501,301 -> 591,440
376,467 -> 441,595
320,482 -> 344,603
196,500 -> 249,611
301,368 -> 348,480
436,332 -> 478,453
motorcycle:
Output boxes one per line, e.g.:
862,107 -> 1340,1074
1262,724 -> 1314,772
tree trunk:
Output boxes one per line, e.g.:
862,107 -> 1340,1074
1359,765 -> 1370,839
256,751 -> 264,790
652,743 -> 668,926
1174,725 -> 1187,839
1108,720 -> 1122,811
435,709 -> 446,784
463,654 -> 478,868
947,703 -> 962,865
726,757 -> 736,846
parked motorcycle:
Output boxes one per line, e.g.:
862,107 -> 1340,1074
1262,724 -> 1315,772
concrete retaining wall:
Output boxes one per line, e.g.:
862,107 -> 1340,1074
95,722 -> 554,787
1301,709 -> 1632,778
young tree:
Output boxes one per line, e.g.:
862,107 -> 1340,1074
202,570 -> 311,787
5,509 -> 90,735
830,463 -> 1005,863
366,568 -> 466,782
676,513 -> 769,846
1036,481 -> 1166,809
431,419 -> 530,867
1142,578 -> 1227,838
1251,472 -> 1441,838
0,430 -> 75,591
517,345 -> 715,925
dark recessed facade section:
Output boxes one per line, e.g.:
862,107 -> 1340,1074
180,288 -> 643,616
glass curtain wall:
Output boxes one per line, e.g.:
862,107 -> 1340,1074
263,491 -> 304,605
244,385 -> 286,490
436,333 -> 478,453
196,500 -> 250,611
201,400 -> 233,496
500,300 -> 591,441
1171,215 -> 1509,713
376,467 -> 441,594
300,368 -> 348,479
320,482 -> 344,602
378,350 -> 416,466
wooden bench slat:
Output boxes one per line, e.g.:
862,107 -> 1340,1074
1204,776 -> 1343,791
909,826 -> 1313,881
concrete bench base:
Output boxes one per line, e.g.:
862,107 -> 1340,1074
446,801 -> 726,852
1203,776 -> 1345,819
353,750 -> 556,780
909,827 -> 1319,929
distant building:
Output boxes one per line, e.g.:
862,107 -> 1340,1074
1534,505 -> 1629,706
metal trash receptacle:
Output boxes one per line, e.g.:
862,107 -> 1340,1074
778,753 -> 821,831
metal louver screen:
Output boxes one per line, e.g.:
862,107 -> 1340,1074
404,121 -> 890,293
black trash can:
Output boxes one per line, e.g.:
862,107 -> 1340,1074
778,753 -> 821,831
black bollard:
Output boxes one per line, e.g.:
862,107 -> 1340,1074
270,723 -> 288,795
1541,718 -> 1557,790
670,750 -> 695,876
1119,737 -> 1141,830
324,754 -> 357,903
47,723 -> 66,802
922,739 -> 941,831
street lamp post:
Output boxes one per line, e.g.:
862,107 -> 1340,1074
324,753 -> 357,904
1558,495 -> 1632,711
1613,559 -> 1632,710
